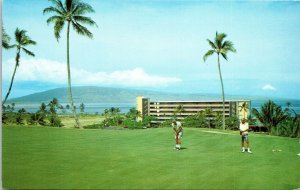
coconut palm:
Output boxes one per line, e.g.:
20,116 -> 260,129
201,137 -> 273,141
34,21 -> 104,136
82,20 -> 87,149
2,28 -> 36,105
239,102 -> 249,119
79,102 -> 85,113
43,0 -> 97,128
2,27 -> 11,49
203,32 -> 236,130
204,108 -> 214,129
175,104 -> 185,119
252,100 -> 287,134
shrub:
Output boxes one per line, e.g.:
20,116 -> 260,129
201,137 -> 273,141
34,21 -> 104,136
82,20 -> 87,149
48,114 -> 63,127
83,124 -> 102,129
225,116 -> 239,130
183,113 -> 207,128
142,115 -> 156,128
28,112 -> 47,126
158,120 -> 173,128
15,113 -> 24,124
123,118 -> 142,129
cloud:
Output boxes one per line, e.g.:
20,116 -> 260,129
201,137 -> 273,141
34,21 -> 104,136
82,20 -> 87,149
262,84 -> 276,91
2,58 -> 181,87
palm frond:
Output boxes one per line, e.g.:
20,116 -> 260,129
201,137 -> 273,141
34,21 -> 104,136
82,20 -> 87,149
22,47 -> 35,57
65,0 -> 76,11
54,19 -> 65,40
71,21 -> 93,38
221,53 -> 228,61
222,40 -> 236,53
207,39 -> 216,49
47,0 -> 66,12
216,32 -> 227,42
215,32 -> 227,49
72,2 -> 95,15
43,6 -> 63,15
15,28 -> 27,44
46,15 -> 63,25
22,39 -> 37,46
2,27 -> 11,49
203,50 -> 215,62
73,16 -> 98,27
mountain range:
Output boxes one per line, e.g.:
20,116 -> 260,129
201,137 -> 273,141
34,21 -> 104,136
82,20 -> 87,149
7,86 -> 277,104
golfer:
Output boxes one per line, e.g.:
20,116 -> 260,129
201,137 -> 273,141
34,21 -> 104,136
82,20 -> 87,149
172,120 -> 183,150
239,118 -> 252,153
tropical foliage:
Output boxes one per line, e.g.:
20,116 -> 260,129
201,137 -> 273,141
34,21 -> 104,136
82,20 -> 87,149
239,102 -> 249,119
252,100 -> 287,134
2,27 -> 11,49
203,32 -> 236,130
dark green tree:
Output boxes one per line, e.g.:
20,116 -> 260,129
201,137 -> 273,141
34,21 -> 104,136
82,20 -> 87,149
252,100 -> 287,134
79,102 -> 85,113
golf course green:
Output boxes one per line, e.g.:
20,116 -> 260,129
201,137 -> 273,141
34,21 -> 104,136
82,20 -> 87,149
2,126 -> 300,189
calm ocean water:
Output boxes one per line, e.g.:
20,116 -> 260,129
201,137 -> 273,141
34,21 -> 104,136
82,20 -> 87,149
13,103 -> 134,114
11,99 -> 300,114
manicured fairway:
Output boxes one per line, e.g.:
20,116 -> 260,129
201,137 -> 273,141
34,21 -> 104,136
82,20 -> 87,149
2,126 -> 300,189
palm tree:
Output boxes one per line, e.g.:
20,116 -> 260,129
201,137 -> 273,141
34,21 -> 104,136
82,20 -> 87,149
2,28 -> 36,105
43,0 -> 97,128
174,104 -> 185,119
204,108 -> 214,129
48,98 -> 61,114
39,102 -> 47,113
252,100 -> 287,134
239,102 -> 249,119
2,27 -> 11,49
79,102 -> 85,113
203,32 -> 236,130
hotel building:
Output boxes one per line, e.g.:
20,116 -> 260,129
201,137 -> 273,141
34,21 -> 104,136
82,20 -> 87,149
136,96 -> 251,124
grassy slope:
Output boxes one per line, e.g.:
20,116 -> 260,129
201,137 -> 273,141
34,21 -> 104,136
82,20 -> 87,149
2,127 -> 300,189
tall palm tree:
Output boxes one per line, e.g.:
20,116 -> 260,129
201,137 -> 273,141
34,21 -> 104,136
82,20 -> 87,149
2,28 -> 36,105
203,32 -> 236,130
43,0 -> 97,128
2,27 -> 11,49
239,102 -> 249,119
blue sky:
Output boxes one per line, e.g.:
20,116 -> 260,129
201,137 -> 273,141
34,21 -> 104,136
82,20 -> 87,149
2,0 -> 300,99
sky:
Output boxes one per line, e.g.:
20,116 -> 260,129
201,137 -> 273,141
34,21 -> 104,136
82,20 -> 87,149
2,0 -> 300,99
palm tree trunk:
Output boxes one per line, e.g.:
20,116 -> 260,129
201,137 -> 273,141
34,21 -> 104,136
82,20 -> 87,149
217,54 -> 226,130
3,50 -> 20,105
66,21 -> 80,128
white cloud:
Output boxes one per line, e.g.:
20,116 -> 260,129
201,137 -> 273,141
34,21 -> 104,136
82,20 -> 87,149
262,84 -> 276,91
2,58 -> 181,87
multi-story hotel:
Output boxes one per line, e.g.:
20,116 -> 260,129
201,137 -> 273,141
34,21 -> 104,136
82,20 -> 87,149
136,96 -> 251,124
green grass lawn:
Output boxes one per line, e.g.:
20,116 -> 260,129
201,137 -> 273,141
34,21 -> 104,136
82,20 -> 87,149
59,114 -> 104,128
2,126 -> 300,189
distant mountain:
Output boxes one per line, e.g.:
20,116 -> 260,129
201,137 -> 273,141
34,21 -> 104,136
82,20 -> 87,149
6,86 -> 275,104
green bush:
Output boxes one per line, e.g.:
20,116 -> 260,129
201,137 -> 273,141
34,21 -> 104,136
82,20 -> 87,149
48,114 -> 63,127
28,112 -> 47,126
123,118 -> 142,129
83,124 -> 102,129
183,114 -> 207,128
15,113 -> 24,124
225,116 -> 239,130
158,120 -> 173,128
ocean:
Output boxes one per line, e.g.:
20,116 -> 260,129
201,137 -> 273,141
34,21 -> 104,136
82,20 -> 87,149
10,99 -> 300,115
